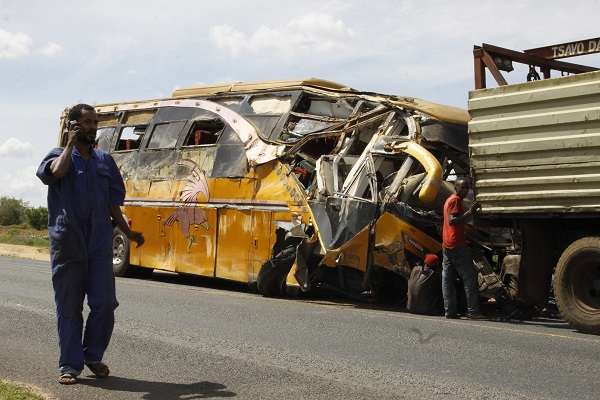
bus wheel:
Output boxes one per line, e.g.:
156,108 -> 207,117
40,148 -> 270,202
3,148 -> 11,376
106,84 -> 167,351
257,246 -> 296,297
112,227 -> 131,277
554,237 -> 600,334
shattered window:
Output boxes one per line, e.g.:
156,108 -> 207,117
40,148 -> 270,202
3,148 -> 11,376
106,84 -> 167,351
249,96 -> 291,114
116,125 -> 146,151
147,121 -> 186,149
294,95 -> 353,118
278,117 -> 335,142
183,119 -> 225,146
95,127 -> 115,152
245,115 -> 281,139
307,100 -> 350,118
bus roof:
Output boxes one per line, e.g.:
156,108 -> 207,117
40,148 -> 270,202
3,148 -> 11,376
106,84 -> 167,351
171,78 -> 353,97
91,78 -> 469,125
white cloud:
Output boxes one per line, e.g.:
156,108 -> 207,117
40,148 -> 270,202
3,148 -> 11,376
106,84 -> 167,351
211,13 -> 354,57
39,42 -> 63,57
0,137 -> 33,157
0,29 -> 33,59
0,164 -> 43,206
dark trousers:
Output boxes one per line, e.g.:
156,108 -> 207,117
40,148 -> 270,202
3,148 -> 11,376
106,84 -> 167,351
52,250 -> 117,374
442,246 -> 480,315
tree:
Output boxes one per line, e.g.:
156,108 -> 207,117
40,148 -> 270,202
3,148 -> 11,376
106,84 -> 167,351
0,197 -> 26,226
25,206 -> 48,230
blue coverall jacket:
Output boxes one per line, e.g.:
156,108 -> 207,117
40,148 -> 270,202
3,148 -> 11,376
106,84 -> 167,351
36,146 -> 125,375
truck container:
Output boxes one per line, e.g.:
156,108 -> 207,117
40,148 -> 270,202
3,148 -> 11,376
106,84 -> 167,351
469,70 -> 600,333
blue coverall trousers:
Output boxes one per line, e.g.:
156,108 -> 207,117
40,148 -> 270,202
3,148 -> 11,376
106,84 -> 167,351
51,224 -> 118,375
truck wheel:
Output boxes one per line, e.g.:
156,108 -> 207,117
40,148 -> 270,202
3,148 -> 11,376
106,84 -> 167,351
113,227 -> 131,277
554,237 -> 600,334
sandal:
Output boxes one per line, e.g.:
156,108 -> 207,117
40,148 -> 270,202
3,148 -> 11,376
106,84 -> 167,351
85,361 -> 110,378
58,373 -> 78,385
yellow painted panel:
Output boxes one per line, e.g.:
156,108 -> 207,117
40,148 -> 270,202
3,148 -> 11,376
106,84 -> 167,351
252,162 -> 303,205
122,205 -> 141,266
157,207 -> 176,272
210,178 -> 257,202
249,210 -> 273,282
321,227 -> 369,271
215,208 -> 252,282
376,213 -> 441,258
125,207 -> 174,271
174,207 -> 218,277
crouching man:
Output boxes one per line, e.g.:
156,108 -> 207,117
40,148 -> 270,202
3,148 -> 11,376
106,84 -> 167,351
36,104 -> 144,384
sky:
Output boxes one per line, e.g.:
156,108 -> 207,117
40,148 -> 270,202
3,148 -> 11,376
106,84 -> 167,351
1,0 -> 599,206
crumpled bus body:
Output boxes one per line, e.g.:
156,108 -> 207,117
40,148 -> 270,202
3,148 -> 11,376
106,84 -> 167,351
58,79 -> 477,302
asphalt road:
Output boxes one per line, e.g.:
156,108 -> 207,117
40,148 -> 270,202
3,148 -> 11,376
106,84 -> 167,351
1,256 -> 599,400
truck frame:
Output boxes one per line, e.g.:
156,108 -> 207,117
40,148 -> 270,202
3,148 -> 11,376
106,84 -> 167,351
470,38 -> 600,333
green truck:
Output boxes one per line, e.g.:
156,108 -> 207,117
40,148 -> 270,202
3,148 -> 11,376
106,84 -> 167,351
469,50 -> 600,333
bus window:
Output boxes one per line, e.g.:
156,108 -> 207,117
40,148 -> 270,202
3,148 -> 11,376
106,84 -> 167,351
95,127 -> 116,152
116,125 -> 146,151
147,121 -> 186,149
183,119 -> 225,147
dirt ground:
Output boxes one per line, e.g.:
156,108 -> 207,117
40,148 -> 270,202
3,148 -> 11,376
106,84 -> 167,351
0,243 -> 49,262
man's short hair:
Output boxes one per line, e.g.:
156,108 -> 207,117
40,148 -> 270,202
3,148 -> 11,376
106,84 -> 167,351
68,103 -> 95,122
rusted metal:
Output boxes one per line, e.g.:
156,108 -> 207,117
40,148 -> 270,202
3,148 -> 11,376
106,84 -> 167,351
473,48 -> 486,90
473,42 -> 599,89
480,49 -> 508,86
482,43 -> 597,74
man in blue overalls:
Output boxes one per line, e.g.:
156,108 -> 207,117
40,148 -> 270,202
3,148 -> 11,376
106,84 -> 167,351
36,104 -> 144,384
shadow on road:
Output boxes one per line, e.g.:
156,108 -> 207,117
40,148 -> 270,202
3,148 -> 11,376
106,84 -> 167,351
79,376 -> 236,399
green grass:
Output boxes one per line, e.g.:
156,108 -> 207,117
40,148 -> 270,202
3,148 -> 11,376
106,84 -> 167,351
0,380 -> 45,400
0,225 -> 48,248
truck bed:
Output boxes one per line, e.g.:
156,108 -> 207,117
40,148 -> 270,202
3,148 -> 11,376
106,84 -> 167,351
468,70 -> 600,215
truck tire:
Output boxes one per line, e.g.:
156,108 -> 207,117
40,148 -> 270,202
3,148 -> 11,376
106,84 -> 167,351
113,227 -> 131,277
553,237 -> 600,334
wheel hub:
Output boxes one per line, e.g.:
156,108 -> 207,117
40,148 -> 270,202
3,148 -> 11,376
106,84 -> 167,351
113,235 -> 126,265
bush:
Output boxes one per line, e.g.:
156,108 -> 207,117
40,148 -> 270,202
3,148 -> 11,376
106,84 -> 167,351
0,197 -> 26,226
25,207 -> 48,230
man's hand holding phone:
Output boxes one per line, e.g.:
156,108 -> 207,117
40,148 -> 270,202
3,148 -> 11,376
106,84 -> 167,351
67,120 -> 80,147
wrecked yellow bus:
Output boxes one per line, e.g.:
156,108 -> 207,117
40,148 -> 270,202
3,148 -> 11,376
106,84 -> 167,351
57,79 -> 473,304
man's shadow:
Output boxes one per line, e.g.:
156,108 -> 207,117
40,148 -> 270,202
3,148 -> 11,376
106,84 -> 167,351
79,376 -> 236,399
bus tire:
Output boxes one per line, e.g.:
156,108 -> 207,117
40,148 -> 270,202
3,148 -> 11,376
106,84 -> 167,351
112,227 -> 131,277
553,237 -> 600,334
257,246 -> 296,297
